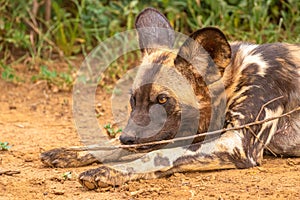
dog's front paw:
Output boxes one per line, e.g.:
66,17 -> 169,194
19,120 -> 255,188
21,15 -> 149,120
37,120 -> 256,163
40,148 -> 99,168
78,166 -> 128,190
41,148 -> 76,168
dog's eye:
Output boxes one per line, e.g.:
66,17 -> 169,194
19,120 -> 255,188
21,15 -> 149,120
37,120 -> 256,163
157,95 -> 168,104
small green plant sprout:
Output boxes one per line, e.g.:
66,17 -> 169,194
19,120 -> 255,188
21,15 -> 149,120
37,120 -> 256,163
0,142 -> 11,151
104,123 -> 122,138
62,171 -> 72,180
0,64 -> 20,83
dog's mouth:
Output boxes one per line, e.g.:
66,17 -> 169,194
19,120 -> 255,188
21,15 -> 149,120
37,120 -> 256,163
121,131 -> 177,152
125,143 -> 165,153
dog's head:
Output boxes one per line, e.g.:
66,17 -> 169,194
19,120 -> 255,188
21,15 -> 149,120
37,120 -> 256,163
120,8 -> 231,152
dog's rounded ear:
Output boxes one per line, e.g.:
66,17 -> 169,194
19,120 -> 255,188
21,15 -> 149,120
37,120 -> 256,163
135,8 -> 175,54
175,27 -> 231,72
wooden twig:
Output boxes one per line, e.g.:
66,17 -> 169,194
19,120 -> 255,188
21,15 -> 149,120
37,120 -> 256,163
45,0 -> 51,22
28,0 -> 40,55
253,96 -> 285,156
66,105 -> 300,151
255,96 -> 284,121
0,170 -> 21,176
246,126 -> 277,157
31,0 -> 39,27
24,18 -> 64,57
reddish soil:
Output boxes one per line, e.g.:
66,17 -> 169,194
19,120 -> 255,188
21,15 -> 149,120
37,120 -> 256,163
0,63 -> 299,200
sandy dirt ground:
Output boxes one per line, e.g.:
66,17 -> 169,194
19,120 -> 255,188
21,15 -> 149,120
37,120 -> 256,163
0,64 -> 300,200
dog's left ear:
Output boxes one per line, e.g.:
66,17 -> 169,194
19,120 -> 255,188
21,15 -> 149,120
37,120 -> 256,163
135,8 -> 175,54
175,27 -> 231,73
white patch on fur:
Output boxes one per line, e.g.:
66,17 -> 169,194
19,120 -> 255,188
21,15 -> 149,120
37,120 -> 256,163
239,44 -> 259,59
238,44 -> 269,76
198,130 -> 244,157
112,146 -> 188,173
229,111 -> 245,120
256,106 -> 284,145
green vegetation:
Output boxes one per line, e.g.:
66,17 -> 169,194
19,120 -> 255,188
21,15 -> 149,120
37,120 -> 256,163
31,65 -> 73,90
0,142 -> 11,151
62,171 -> 72,180
1,0 -> 300,86
104,123 -> 122,137
1,63 -> 21,83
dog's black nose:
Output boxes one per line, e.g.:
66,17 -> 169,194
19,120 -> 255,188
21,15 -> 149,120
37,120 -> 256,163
120,134 -> 136,145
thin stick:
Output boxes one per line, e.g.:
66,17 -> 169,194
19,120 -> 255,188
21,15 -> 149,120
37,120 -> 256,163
255,96 -> 284,121
45,0 -> 51,22
254,96 -> 284,156
24,18 -> 64,57
246,126 -> 277,157
29,0 -> 39,55
66,106 -> 300,151
0,170 -> 21,176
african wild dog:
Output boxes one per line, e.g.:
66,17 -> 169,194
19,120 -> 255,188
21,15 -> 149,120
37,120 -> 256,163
41,8 -> 300,190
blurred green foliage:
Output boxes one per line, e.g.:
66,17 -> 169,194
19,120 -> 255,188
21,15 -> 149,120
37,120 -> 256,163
0,0 -> 300,84
31,65 -> 74,90
0,62 -> 21,83
0,141 -> 11,151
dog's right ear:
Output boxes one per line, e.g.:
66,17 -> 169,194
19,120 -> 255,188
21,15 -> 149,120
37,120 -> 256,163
174,27 -> 231,75
135,8 -> 175,55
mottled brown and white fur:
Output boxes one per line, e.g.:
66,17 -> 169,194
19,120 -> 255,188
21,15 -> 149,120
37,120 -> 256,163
41,8 -> 300,190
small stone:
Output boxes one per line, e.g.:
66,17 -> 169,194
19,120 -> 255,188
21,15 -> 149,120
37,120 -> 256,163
53,189 -> 65,195
24,155 -> 34,162
9,105 -> 17,110
96,103 -> 102,108
52,86 -> 59,93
